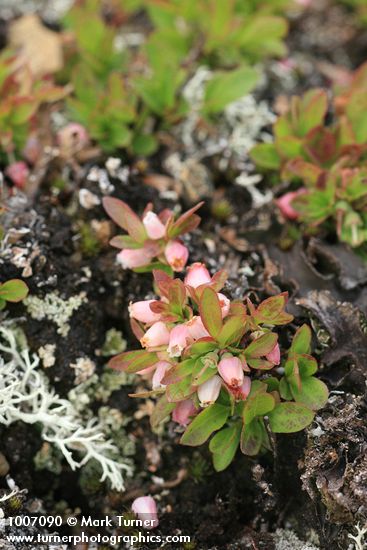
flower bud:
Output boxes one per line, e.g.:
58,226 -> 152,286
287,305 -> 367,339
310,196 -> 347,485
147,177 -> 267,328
276,189 -> 306,220
164,240 -> 189,272
57,122 -> 89,154
140,321 -> 170,349
117,248 -> 153,269
186,316 -> 210,340
5,161 -> 29,189
131,496 -> 159,529
266,342 -> 280,365
229,376 -> 251,401
218,355 -> 244,388
167,324 -> 192,357
172,399 -> 197,426
197,375 -> 222,407
184,263 -> 211,288
129,300 -> 161,324
142,211 -> 166,240
217,293 -> 230,318
152,361 -> 170,390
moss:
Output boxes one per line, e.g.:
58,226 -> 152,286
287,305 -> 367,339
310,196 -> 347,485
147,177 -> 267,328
78,221 -> 101,257
34,442 -> 62,475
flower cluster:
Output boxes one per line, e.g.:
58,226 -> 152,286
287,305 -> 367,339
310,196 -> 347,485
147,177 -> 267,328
107,251 -> 328,470
103,198 -> 203,273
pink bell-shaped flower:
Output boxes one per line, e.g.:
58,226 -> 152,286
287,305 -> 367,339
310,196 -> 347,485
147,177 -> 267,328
131,496 -> 159,529
165,240 -> 189,272
218,355 -> 244,388
184,263 -> 211,288
140,321 -> 170,348
197,375 -> 222,407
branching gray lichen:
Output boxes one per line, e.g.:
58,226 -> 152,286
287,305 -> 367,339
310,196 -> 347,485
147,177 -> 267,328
274,529 -> 320,550
24,291 -> 87,337
0,326 -> 131,491
348,523 -> 367,550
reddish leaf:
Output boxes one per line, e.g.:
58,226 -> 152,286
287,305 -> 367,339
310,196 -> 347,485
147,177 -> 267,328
108,349 -> 157,373
245,332 -> 278,358
103,197 -> 147,243
153,269 -> 173,298
285,159 -> 324,186
210,269 -> 228,292
304,127 -> 337,166
168,278 -> 187,310
167,202 -> 204,238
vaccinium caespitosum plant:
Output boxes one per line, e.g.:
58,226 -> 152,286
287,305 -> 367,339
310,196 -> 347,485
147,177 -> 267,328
103,197 -> 203,274
0,52 -> 66,158
250,61 -> 367,249
106,214 -> 328,470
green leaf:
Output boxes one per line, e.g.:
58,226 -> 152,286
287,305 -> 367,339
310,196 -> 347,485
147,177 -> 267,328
162,359 -> 195,385
268,402 -> 314,433
247,358 -> 274,371
150,395 -> 176,429
102,197 -> 147,243
254,293 -> 293,325
291,377 -> 328,411
202,65 -> 258,115
217,315 -> 247,347
199,287 -> 223,339
186,338 -> 217,356
289,324 -> 312,355
166,376 -> 194,402
250,143 -> 281,170
298,89 -> 328,136
298,354 -> 318,377
0,279 -> 28,302
191,357 -> 217,386
245,332 -> 278,358
209,422 -> 241,471
275,136 -> 303,160
279,377 -> 293,400
131,134 -> 158,156
109,235 -> 142,249
240,418 -> 266,456
108,350 -> 158,373
243,391 -> 275,425
180,403 -> 229,446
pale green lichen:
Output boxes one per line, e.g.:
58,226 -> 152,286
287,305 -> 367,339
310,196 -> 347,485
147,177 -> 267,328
24,291 -> 87,337
70,356 -> 96,384
99,328 -> 126,357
